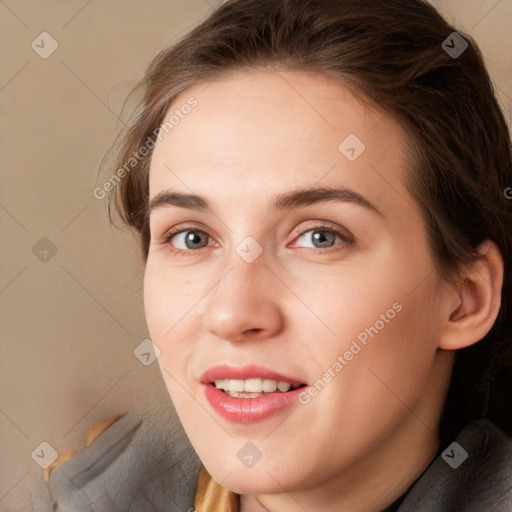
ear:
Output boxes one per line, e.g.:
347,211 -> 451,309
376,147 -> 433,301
438,239 -> 504,350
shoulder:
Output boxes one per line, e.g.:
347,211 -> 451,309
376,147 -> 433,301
455,420 -> 512,509
399,419 -> 512,511
22,401 -> 201,511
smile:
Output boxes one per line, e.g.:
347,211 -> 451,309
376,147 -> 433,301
200,365 -> 308,423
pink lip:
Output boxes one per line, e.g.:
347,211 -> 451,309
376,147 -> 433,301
200,364 -> 308,423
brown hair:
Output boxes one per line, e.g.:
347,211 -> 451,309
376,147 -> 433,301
105,0 -> 512,442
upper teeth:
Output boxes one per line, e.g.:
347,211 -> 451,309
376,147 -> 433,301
214,378 -> 295,393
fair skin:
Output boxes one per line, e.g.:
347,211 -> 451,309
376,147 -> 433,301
143,69 -> 503,512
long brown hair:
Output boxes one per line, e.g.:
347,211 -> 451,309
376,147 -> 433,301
105,0 -> 512,441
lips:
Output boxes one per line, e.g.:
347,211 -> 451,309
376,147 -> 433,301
200,364 -> 308,423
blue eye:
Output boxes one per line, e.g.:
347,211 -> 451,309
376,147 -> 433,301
294,228 -> 346,249
158,223 -> 353,256
164,229 -> 211,251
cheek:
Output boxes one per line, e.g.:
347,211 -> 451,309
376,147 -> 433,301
295,249 -> 439,403
314,273 -> 438,425
285,252 -> 427,355
144,257 -> 202,335
144,273 -> 200,428
288,280 -> 439,475
143,263 -> 199,379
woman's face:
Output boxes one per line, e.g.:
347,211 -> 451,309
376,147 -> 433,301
144,69 -> 452,496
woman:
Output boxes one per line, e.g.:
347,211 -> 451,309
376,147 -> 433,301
25,0 -> 512,510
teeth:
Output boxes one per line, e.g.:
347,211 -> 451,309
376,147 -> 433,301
225,390 -> 266,398
230,379 -> 245,392
277,382 -> 291,392
214,378 -> 297,393
262,379 -> 277,392
244,378 -> 263,392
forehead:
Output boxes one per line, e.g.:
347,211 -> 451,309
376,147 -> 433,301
148,69 -> 414,222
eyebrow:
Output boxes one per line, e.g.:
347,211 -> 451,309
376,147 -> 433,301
147,185 -> 384,218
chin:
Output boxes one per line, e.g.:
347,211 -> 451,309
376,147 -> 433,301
214,468 -> 298,495
204,450 -> 315,494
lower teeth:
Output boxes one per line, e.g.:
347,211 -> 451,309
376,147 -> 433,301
223,390 -> 285,398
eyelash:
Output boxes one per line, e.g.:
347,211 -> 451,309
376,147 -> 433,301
157,223 -> 354,257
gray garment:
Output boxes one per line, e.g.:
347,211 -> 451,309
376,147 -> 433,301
19,403 -> 512,511
23,398 -> 202,512
391,419 -> 512,511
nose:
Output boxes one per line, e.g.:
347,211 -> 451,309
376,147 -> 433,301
203,252 -> 285,343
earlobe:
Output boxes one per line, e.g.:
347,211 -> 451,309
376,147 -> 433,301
438,240 -> 504,351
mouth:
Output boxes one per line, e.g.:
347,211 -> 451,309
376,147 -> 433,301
200,365 -> 308,423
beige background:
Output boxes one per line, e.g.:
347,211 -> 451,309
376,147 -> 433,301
0,0 -> 510,508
